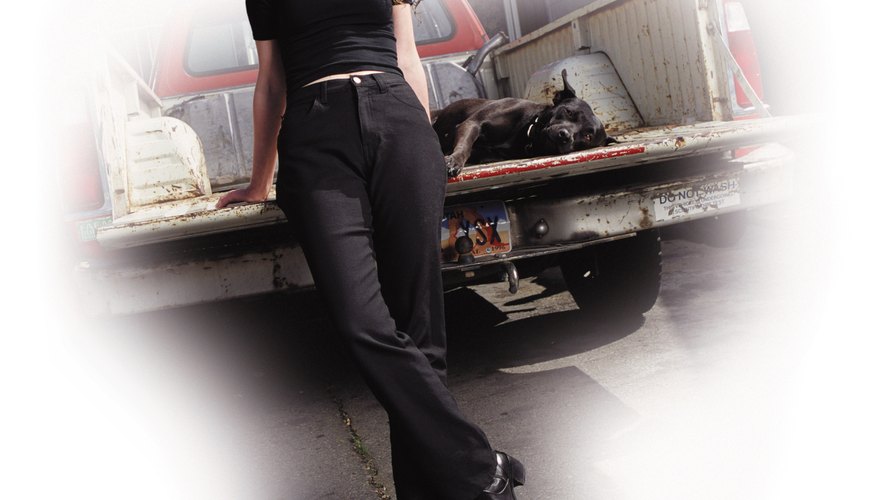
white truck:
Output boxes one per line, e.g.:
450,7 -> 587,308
67,0 -> 803,315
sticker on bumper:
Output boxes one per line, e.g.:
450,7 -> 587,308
653,177 -> 741,222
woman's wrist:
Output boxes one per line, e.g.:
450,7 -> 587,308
245,182 -> 271,200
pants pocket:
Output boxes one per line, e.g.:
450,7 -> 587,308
387,82 -> 428,115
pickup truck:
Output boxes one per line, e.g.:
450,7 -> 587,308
67,0 -> 801,316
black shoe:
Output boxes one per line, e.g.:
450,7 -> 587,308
476,451 -> 526,499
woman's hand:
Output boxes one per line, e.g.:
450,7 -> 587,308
215,184 -> 269,209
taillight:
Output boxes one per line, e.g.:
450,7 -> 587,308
59,122 -> 104,212
722,0 -> 765,111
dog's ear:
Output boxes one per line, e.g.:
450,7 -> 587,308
553,69 -> 578,105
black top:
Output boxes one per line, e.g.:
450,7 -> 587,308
246,0 -> 413,92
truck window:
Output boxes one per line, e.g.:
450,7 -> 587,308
186,18 -> 257,76
184,2 -> 456,77
411,1 -> 456,44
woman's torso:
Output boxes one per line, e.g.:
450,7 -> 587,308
247,0 -> 403,93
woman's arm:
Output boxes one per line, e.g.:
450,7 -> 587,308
392,3 -> 431,120
216,40 -> 286,208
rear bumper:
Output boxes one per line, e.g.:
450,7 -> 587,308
74,143 -> 793,316
442,142 -> 792,273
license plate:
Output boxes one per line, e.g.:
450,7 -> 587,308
653,176 -> 741,222
77,216 -> 113,242
441,201 -> 512,262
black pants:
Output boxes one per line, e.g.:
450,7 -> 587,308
275,72 -> 496,500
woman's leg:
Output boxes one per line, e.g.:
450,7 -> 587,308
276,77 -> 496,500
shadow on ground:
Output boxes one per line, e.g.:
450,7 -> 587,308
77,268 -> 647,499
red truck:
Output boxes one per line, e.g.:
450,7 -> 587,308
67,0 -> 802,315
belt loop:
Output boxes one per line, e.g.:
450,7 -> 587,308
308,81 -> 329,115
374,74 -> 387,93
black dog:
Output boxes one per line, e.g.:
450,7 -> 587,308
433,69 -> 615,177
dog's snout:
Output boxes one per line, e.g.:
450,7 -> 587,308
557,129 -> 572,143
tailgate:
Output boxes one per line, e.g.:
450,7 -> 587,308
95,115 -> 806,250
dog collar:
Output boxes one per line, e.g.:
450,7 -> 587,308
526,115 -> 540,139
525,115 -> 540,152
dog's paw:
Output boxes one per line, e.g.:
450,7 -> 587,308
445,155 -> 464,178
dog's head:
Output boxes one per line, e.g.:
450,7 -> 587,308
532,69 -> 614,155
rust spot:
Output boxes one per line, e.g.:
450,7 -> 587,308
639,207 -> 653,228
674,137 -> 686,150
272,252 -> 288,289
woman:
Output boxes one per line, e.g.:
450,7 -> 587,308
216,1 -> 524,498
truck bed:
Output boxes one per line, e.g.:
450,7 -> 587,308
94,115 -> 804,250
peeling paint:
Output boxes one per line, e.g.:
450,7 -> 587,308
448,144 -> 647,184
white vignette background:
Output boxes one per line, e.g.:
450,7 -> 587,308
4,0 -> 876,498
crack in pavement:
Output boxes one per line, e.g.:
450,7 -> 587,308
333,396 -> 391,500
